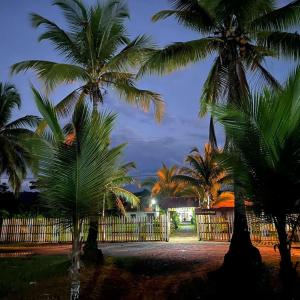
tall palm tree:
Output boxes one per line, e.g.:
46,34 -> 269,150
140,0 -> 300,114
213,68 -> 300,294
0,83 -> 40,194
173,143 -> 230,208
11,0 -> 164,120
32,86 -> 139,264
140,0 -> 300,268
36,94 -> 139,299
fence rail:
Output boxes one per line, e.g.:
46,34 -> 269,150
197,213 -> 300,245
0,215 -> 169,243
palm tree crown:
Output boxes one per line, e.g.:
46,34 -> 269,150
143,164 -> 192,198
173,143 -> 230,208
11,0 -> 164,121
140,0 -> 300,115
0,83 -> 40,193
32,86 -> 139,211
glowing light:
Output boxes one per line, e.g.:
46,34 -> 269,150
151,198 -> 156,205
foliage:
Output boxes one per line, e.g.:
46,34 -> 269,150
170,211 -> 180,230
173,144 -> 230,208
140,0 -> 300,115
212,67 -> 300,281
0,83 -> 40,194
11,0 -> 164,121
33,88 -> 139,296
142,163 -> 202,199
33,88 -> 139,220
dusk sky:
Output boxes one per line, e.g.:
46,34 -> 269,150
0,0 -> 295,181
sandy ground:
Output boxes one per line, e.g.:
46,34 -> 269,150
1,239 -> 299,271
1,238 -> 300,299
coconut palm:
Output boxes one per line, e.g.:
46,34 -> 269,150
32,86 -> 139,267
213,68 -> 300,292
143,163 -> 203,200
140,0 -> 300,114
0,83 -> 40,194
173,143 -> 230,208
140,0 -> 300,268
11,0 -> 164,121
35,92 -> 139,299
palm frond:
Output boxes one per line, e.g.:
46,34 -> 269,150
104,35 -> 154,72
250,0 -> 300,31
108,186 -> 140,207
31,86 -> 64,141
5,115 -> 41,130
113,78 -> 165,122
55,87 -> 86,118
152,6 -> 215,33
30,13 -> 82,63
11,60 -> 89,91
200,56 -> 228,116
0,83 -> 21,126
257,31 -> 300,60
52,0 -> 88,29
138,38 -> 221,76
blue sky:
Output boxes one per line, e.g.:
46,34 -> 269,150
0,0 -> 296,180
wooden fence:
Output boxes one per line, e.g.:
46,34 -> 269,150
196,213 -> 300,245
196,214 -> 234,242
0,215 -> 169,243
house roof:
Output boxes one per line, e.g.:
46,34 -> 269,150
158,197 -> 199,209
159,192 -> 252,209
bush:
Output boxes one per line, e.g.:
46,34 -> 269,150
171,211 -> 180,230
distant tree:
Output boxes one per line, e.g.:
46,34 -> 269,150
173,143 -> 230,208
142,163 -> 203,201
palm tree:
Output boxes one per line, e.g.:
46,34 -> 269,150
143,163 -> 202,199
213,68 -> 300,293
0,83 -> 40,194
11,0 -> 164,121
140,0 -> 300,113
35,94 -> 139,299
140,0 -> 300,268
173,143 -> 230,208
32,86 -> 139,265
12,0 -> 164,260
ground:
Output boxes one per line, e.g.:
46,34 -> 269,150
1,238 -> 300,299
1,224 -> 300,299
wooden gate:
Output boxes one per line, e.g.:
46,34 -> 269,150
196,214 -> 233,241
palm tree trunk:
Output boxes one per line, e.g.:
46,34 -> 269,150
70,219 -> 81,300
273,213 -> 296,292
223,187 -> 262,270
82,91 -> 104,263
82,216 -> 103,263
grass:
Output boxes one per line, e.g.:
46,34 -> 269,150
0,253 -> 299,299
0,255 -> 70,299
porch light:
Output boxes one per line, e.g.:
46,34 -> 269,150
151,198 -> 156,205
